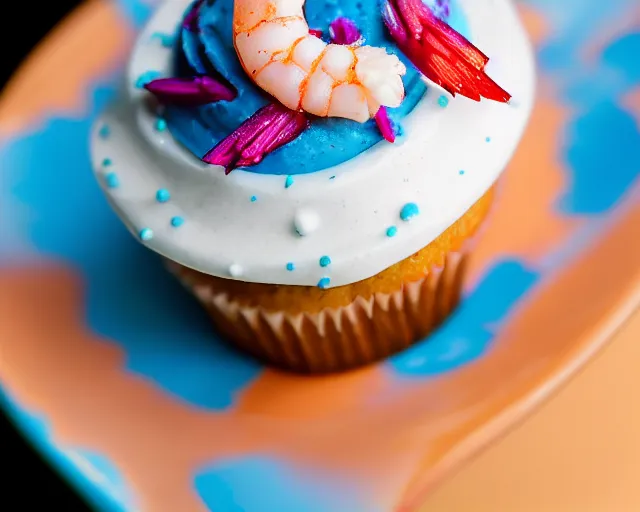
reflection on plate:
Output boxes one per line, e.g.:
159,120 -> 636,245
0,0 -> 639,511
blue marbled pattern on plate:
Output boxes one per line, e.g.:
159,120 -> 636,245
389,261 -> 539,377
0,389 -> 135,512
4,86 -> 262,411
194,457 -> 379,512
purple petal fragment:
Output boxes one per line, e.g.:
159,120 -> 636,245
144,76 -> 237,106
375,107 -> 396,143
203,104 -> 310,173
182,0 -> 204,32
433,0 -> 451,19
329,17 -> 362,45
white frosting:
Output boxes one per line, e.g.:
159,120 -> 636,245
90,0 -> 535,287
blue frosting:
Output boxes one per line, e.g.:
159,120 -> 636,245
165,0 -> 469,175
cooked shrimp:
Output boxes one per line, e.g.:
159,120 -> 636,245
233,0 -> 407,123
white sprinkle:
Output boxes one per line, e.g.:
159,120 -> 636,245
293,208 -> 321,236
229,264 -> 243,277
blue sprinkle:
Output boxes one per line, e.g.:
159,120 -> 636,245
139,228 -> 153,241
284,175 -> 294,188
400,202 -> 420,221
438,95 -> 449,108
250,195 -> 257,202
102,158 -> 112,167
135,70 -> 161,88
98,124 -> 110,139
151,32 -> 175,47
171,216 -> 184,228
318,277 -> 331,289
486,136 -> 492,142
329,175 -> 336,180
386,226 -> 398,237
156,189 -> 171,203
286,262 -> 295,271
459,169 -> 465,175
319,255 -> 331,267
104,172 -> 119,189
155,118 -> 167,132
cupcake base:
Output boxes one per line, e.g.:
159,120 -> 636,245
167,186 -> 494,374
168,251 -> 467,374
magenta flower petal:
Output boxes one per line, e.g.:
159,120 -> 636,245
237,114 -> 309,167
182,0 -> 204,32
203,104 -> 310,173
375,107 -> 396,143
144,76 -> 237,106
382,0 -> 511,103
237,112 -> 296,165
329,17 -> 362,45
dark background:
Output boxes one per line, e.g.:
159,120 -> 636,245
1,0 -> 93,509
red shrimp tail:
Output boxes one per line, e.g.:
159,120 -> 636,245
383,0 -> 511,103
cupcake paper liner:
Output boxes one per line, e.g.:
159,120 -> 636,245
168,251 -> 467,374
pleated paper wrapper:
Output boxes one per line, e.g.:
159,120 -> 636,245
167,251 -> 467,374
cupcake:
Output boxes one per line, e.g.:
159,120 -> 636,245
91,0 -> 534,373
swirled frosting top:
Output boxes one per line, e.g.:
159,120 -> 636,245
90,0 -> 535,288
165,0 -> 469,175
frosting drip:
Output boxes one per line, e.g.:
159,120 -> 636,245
164,0 -> 469,175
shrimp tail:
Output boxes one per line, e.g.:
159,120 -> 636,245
383,0 -> 511,103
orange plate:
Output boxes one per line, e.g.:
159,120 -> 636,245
0,1 -> 639,511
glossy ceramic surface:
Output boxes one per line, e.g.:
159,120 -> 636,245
0,1 -> 639,511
